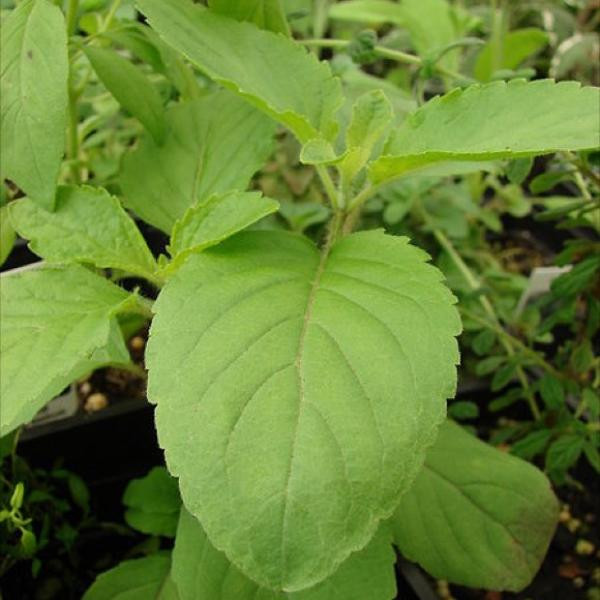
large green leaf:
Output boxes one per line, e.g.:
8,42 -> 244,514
147,229 -> 461,591
208,0 -> 290,36
168,191 -> 279,270
391,420 -> 559,591
123,467 -> 181,537
84,46 -> 166,143
9,185 -> 158,281
120,92 -> 276,233
474,28 -> 549,82
0,0 -> 68,209
370,80 -> 600,184
136,0 -> 343,143
0,265 -> 134,435
83,554 -> 179,600
172,508 -> 396,600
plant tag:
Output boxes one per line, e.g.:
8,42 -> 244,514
514,265 -> 572,317
28,385 -> 79,428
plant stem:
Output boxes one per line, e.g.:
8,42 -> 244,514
430,223 -> 542,420
66,0 -> 79,36
102,0 -> 122,31
316,165 -> 341,210
67,87 -> 81,184
301,38 -> 472,81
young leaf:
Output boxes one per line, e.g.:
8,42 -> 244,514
340,90 -> 394,183
208,0 -> 290,36
370,80 -> 600,184
123,467 -> 181,538
0,265 -> 134,436
0,0 -> 69,209
9,185 -> 158,281
120,91 -> 276,233
83,554 -> 178,600
136,0 -> 343,142
147,229 -> 460,591
168,191 -> 279,269
172,508 -> 397,599
84,46 -> 166,144
474,28 -> 549,82
391,420 -> 559,592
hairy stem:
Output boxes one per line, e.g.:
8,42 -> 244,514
66,0 -> 79,36
301,38 -> 472,81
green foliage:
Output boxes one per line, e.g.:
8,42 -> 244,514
209,0 -> 290,36
147,230 -> 460,590
84,46 -> 166,143
136,0 -> 343,143
0,0 -> 69,209
2,0 -> 599,596
391,421 -> 559,591
168,191 -> 279,271
474,28 -> 549,82
120,92 -> 276,233
9,185 -> 158,281
123,467 -> 181,537
371,80 -> 600,183
83,554 -> 178,600
172,508 -> 396,599
0,265 -> 135,435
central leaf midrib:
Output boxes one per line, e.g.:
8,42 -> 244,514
279,238 -> 334,581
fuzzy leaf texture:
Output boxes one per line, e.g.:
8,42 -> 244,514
120,91 -> 275,233
208,0 -> 290,36
123,467 -> 181,537
391,420 -> 559,591
147,230 -> 461,591
168,191 -> 279,271
84,46 -> 166,143
136,0 -> 343,142
0,0 -> 68,209
0,266 -> 134,435
172,508 -> 396,600
83,554 -> 179,600
9,185 -> 158,281
370,80 -> 600,183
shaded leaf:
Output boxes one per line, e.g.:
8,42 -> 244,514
123,467 -> 181,537
83,554 -> 178,600
120,92 -> 275,233
84,46 -> 166,143
391,420 -> 559,591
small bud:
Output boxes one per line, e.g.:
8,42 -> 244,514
130,336 -> 145,351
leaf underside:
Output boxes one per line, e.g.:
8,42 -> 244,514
370,79 -> 600,183
391,421 -> 559,591
147,229 -> 461,592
